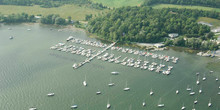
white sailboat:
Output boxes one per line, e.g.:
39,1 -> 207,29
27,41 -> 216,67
47,93 -> 55,97
181,103 -> 186,110
83,75 -> 87,87
107,99 -> 111,109
108,77 -> 115,87
150,88 -> 154,96
176,90 -> 179,94
196,76 -> 200,85
186,85 -> 191,91
29,107 -> 37,110
192,104 -> 196,110
111,71 -> 119,75
202,74 -> 206,81
189,87 -> 195,96
142,99 -> 146,107
208,98 -> 212,107
157,98 -> 165,107
194,97 -> 198,104
199,86 -> 202,94
123,81 -> 130,91
71,99 -> 78,109
216,77 -> 219,81
96,89 -> 101,95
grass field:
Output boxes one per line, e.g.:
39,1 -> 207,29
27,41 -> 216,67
197,17 -> 220,28
153,4 -> 220,12
91,0 -> 144,8
0,5 -> 106,20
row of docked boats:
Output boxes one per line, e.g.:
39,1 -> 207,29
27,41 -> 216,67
66,36 -> 107,48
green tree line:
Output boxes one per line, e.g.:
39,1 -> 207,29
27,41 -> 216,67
0,0 -> 107,9
87,6 -> 220,43
143,0 -> 220,8
0,13 -> 35,23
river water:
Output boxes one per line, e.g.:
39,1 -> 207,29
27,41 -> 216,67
0,23 -> 219,110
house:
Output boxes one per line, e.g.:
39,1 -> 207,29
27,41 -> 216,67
198,21 -> 213,27
168,33 -> 179,39
154,43 -> 165,48
211,27 -> 220,33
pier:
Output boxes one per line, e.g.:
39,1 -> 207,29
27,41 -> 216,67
72,42 -> 117,69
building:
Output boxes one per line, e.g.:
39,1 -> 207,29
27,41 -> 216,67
154,43 -> 165,48
168,33 -> 179,39
211,27 -> 220,33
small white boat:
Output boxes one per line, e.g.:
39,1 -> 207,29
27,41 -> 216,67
123,81 -> 130,91
192,105 -> 196,110
47,93 -> 55,96
107,99 -> 111,109
216,77 -> 219,81
83,75 -> 87,87
176,90 -> 179,94
202,74 -> 206,81
218,92 -> 220,95
96,90 -> 101,95
29,107 -> 37,110
157,98 -> 164,107
9,36 -> 13,39
208,98 -> 212,107
111,71 -> 119,75
108,78 -> 115,87
186,85 -> 191,91
199,87 -> 202,94
150,89 -> 154,96
181,103 -> 186,110
196,77 -> 200,85
27,28 -> 31,31
71,99 -> 78,109
142,100 -> 146,107
71,105 -> 78,109
194,98 -> 198,104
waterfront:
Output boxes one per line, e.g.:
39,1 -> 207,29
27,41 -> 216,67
0,23 -> 219,110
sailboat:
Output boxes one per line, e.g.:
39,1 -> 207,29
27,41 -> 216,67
111,71 -> 119,75
202,74 -> 206,81
199,86 -> 202,94
142,99 -> 146,107
189,87 -> 195,96
150,88 -> 154,96
83,75 -> 87,87
71,99 -> 78,109
181,103 -> 186,110
123,81 -> 130,91
108,77 -> 115,87
208,98 -> 212,107
194,97 -> 198,104
29,107 -> 37,110
176,90 -> 179,94
107,99 -> 111,109
216,77 -> 219,81
96,89 -> 101,95
157,98 -> 165,107
196,76 -> 200,85
186,85 -> 191,91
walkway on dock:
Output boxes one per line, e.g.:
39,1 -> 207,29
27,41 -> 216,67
73,42 -> 117,69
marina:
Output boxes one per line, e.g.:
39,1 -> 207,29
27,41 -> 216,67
0,24 -> 219,110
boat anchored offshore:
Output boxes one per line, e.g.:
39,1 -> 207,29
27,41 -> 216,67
208,98 -> 212,107
96,90 -> 101,95
29,107 -> 37,110
107,99 -> 111,109
176,90 -> 179,94
181,103 -> 186,110
150,89 -> 154,96
71,99 -> 78,109
123,81 -> 130,91
111,71 -> 119,75
47,93 -> 55,96
194,98 -> 198,104
83,75 -> 87,87
142,100 -> 146,107
108,78 -> 115,87
157,98 -> 164,108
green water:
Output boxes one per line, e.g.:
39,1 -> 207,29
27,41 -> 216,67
0,23 -> 219,110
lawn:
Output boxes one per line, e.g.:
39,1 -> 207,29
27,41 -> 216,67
197,17 -> 220,28
0,5 -> 106,20
153,4 -> 220,12
91,0 -> 144,8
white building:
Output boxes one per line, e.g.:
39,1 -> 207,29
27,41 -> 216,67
211,27 -> 220,33
168,33 -> 179,39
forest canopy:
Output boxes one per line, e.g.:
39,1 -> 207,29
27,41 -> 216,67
143,0 -> 220,8
87,6 -> 220,43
